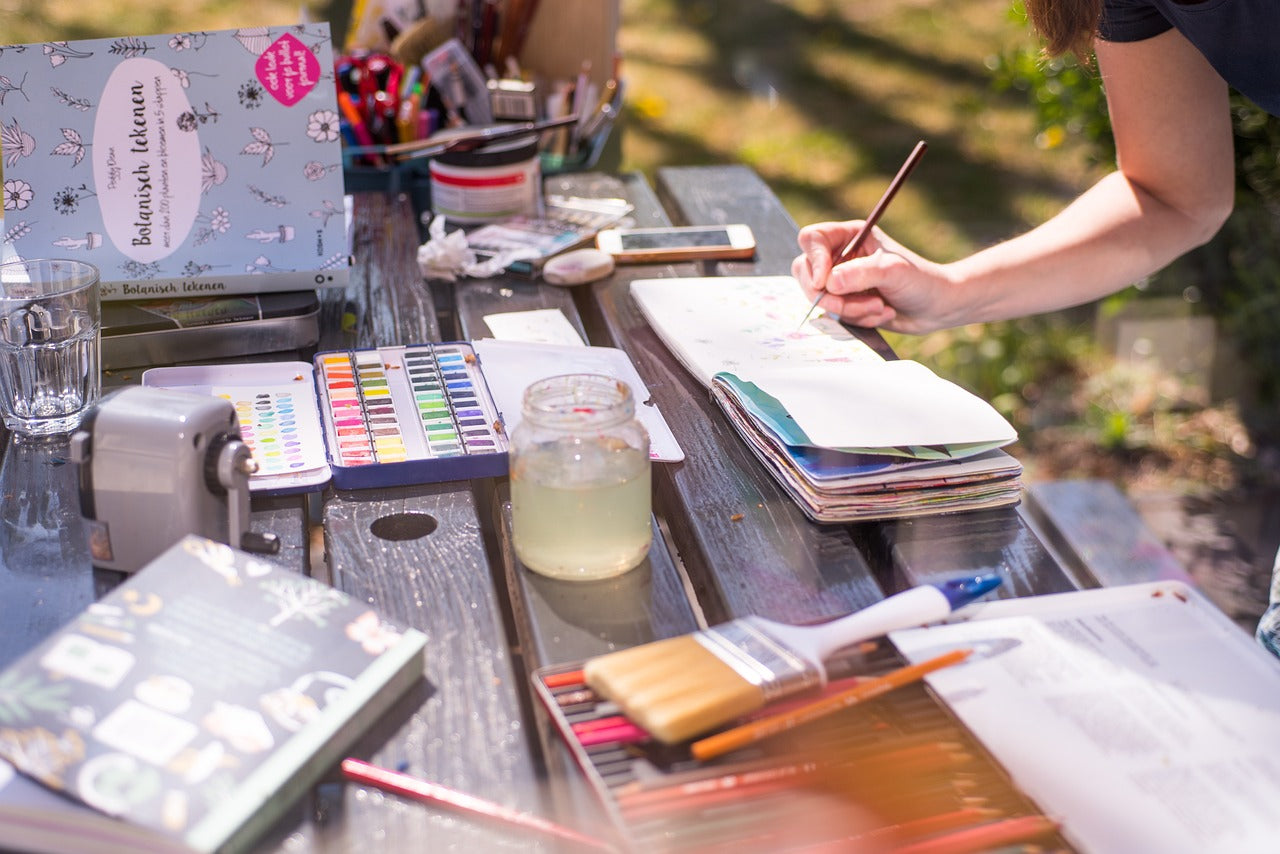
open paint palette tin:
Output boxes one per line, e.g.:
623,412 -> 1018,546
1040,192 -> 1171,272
532,648 -> 1068,853
142,342 -> 509,493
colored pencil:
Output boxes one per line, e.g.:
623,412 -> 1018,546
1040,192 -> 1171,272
691,647 -> 973,761
799,139 -> 928,326
340,758 -> 618,852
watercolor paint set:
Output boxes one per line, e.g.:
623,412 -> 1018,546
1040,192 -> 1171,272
532,646 -> 1070,853
142,342 -> 509,493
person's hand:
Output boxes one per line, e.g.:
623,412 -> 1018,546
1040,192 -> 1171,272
791,220 -> 955,334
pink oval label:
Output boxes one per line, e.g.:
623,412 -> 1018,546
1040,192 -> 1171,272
254,33 -> 320,107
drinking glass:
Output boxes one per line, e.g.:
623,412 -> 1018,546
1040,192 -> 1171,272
0,259 -> 101,437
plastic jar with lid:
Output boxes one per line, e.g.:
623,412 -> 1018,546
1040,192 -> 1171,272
509,373 -> 652,580
428,133 -> 541,224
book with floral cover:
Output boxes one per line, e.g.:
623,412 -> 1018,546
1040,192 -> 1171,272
0,535 -> 425,854
0,25 -> 350,299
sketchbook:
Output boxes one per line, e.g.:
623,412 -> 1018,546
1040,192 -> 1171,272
890,581 -> 1280,854
0,25 -> 350,299
628,276 -> 1016,457
0,535 -> 426,854
630,275 -> 1021,521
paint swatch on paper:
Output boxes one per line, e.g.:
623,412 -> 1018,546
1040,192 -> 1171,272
314,343 -> 509,488
141,361 -> 331,495
217,384 -> 327,477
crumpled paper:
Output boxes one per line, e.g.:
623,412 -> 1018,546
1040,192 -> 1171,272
416,215 -> 533,281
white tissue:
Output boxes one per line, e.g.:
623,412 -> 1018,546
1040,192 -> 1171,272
415,215 -> 534,281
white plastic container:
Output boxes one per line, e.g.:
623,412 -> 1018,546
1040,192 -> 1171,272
428,134 -> 541,224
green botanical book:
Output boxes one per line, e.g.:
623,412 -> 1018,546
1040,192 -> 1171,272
0,534 -> 426,853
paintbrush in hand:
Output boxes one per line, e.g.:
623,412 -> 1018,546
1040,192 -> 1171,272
582,573 -> 999,744
798,139 -> 928,327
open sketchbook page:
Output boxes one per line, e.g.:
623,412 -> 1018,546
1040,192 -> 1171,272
891,583 -> 1280,854
629,276 -> 884,387
630,276 -> 1014,453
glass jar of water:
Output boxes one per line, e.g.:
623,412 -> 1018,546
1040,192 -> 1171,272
510,374 -> 651,580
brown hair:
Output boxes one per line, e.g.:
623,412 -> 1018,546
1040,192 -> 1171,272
1025,0 -> 1104,59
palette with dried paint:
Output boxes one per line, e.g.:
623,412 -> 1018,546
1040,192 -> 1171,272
141,342 -> 509,493
313,343 -> 509,489
142,361 -> 333,496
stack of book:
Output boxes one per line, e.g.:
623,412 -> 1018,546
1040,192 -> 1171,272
0,25 -> 352,366
630,276 -> 1023,522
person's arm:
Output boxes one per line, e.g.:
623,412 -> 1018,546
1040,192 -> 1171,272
792,28 -> 1235,333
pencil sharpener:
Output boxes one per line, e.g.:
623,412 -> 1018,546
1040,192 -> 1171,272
70,385 -> 278,573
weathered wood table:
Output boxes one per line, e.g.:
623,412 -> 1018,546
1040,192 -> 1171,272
0,165 -> 1173,851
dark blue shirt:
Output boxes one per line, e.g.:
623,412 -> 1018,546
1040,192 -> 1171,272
1099,0 -> 1280,115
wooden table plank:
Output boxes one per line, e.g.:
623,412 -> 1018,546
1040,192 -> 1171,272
1024,480 -> 1193,589
316,483 -> 557,850
855,506 -> 1080,598
577,167 -> 885,625
321,192 -> 440,351
303,191 -> 558,849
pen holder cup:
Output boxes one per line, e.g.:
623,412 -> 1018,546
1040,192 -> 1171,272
340,82 -> 623,229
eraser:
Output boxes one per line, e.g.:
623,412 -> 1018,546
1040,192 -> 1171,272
542,248 -> 616,286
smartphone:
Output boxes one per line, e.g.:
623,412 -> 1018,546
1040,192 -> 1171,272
595,223 -> 756,263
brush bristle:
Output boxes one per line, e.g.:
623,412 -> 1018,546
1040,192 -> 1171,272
584,636 -> 767,743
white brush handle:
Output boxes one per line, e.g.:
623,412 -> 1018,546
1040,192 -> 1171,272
754,585 -> 952,670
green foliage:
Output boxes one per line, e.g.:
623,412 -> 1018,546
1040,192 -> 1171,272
988,5 -> 1280,424
1232,94 -> 1280,209
987,3 -> 1112,162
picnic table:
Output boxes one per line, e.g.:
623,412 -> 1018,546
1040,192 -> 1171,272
0,164 -> 1175,851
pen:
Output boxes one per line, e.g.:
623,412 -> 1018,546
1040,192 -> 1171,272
336,90 -> 382,164
799,139 -> 927,327
340,757 -> 619,852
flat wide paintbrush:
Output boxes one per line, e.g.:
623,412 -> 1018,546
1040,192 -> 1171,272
582,574 -> 1000,744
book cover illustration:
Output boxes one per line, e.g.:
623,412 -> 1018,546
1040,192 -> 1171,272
0,535 -> 425,850
0,25 -> 350,299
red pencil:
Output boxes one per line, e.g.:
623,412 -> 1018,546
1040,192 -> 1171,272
340,758 -> 618,853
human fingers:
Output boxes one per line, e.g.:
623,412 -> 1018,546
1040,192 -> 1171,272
826,289 -> 898,328
795,221 -> 867,291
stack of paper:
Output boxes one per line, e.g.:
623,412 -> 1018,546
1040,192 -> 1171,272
891,582 -> 1280,854
630,276 -> 1022,522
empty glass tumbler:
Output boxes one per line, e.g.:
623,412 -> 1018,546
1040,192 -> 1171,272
509,374 -> 652,580
0,259 -> 101,437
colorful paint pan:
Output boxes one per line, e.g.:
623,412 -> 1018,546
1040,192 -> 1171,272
143,345 -> 509,493
313,343 -> 509,489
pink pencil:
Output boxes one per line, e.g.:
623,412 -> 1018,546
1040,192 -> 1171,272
340,758 -> 618,852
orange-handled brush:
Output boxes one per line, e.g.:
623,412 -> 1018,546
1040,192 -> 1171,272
583,574 -> 999,744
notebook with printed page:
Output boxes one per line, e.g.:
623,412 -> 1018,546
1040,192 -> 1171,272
0,25 -> 350,299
